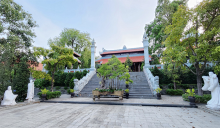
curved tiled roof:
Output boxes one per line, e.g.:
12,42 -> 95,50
96,55 -> 150,64
100,48 -> 144,55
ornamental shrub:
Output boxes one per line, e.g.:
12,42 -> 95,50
13,58 -> 30,102
166,89 -> 184,95
55,86 -> 61,90
182,94 -> 211,103
74,71 -> 82,80
64,87 -> 68,90
82,70 -> 88,77
64,73 -> 74,87
69,77 -> 76,89
38,91 -> 61,99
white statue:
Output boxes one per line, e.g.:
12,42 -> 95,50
202,72 -> 220,110
1,86 -> 17,105
26,79 -> 35,102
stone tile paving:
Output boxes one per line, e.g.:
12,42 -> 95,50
0,103 -> 220,128
48,94 -> 190,105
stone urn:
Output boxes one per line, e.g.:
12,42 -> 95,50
42,94 -> 46,101
156,93 -> 161,100
126,84 -> 129,89
71,93 -> 75,98
188,96 -> 196,106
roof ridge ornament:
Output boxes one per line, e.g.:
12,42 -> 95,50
123,45 -> 127,49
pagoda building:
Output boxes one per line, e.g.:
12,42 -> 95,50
96,32 -> 151,72
96,46 -> 151,72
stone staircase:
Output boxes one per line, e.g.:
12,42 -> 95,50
80,72 -> 155,99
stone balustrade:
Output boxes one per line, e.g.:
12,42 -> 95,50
64,67 -> 91,73
73,70 -> 96,95
143,68 -> 159,95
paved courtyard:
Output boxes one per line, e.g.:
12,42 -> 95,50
0,102 -> 220,128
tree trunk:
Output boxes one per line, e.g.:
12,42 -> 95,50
196,65 -> 203,96
51,71 -> 55,92
174,81 -> 176,90
197,74 -> 203,96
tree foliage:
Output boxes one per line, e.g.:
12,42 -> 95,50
145,0 -> 188,54
49,28 -> 92,68
124,55 -> 133,71
0,0 -> 37,95
97,55 -> 129,89
162,0 -> 220,95
13,57 -> 30,102
33,44 -> 78,91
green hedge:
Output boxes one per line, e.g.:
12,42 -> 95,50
166,89 -> 184,95
35,70 -> 89,89
182,94 -> 211,103
37,91 -> 61,99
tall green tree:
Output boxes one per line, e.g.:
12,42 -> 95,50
145,0 -> 188,54
33,44 -> 78,91
163,0 -> 220,96
0,0 -> 38,95
13,57 -> 30,101
49,28 -> 92,68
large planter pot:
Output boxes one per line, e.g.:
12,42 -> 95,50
157,93 -> 161,100
125,93 -> 129,99
42,94 -> 46,101
71,93 -> 75,98
126,84 -> 129,88
188,96 -> 196,106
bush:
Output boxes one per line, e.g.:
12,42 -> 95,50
69,77 -> 76,89
55,86 -> 61,90
182,94 -> 211,103
64,87 -> 68,90
74,71 -> 82,80
82,70 -> 88,77
166,89 -> 184,95
38,91 -> 61,99
67,89 -> 70,94
64,73 -> 74,87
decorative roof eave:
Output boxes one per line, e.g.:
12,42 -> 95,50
100,47 -> 144,55
74,51 -> 81,57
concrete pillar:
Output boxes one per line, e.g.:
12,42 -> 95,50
90,39 -> 96,71
142,32 -> 150,69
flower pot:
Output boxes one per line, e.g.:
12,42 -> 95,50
126,84 -> 129,88
42,94 -> 46,101
157,93 -> 161,100
188,96 -> 196,106
125,93 -> 129,99
71,93 -> 75,98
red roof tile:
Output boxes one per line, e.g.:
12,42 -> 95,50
101,48 -> 144,55
96,55 -> 151,64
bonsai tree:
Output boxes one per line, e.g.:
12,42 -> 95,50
97,55 -> 129,89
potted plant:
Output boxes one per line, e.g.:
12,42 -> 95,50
70,89 -> 75,98
186,89 -> 196,106
125,89 -> 129,99
155,87 -> 162,100
41,88 -> 49,101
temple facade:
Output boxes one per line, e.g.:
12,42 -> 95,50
96,32 -> 151,72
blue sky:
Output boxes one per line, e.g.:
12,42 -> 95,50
15,0 -> 202,56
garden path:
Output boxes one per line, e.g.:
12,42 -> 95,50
0,102 -> 219,128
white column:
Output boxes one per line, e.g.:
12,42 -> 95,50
90,39 -> 96,71
142,32 -> 150,68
